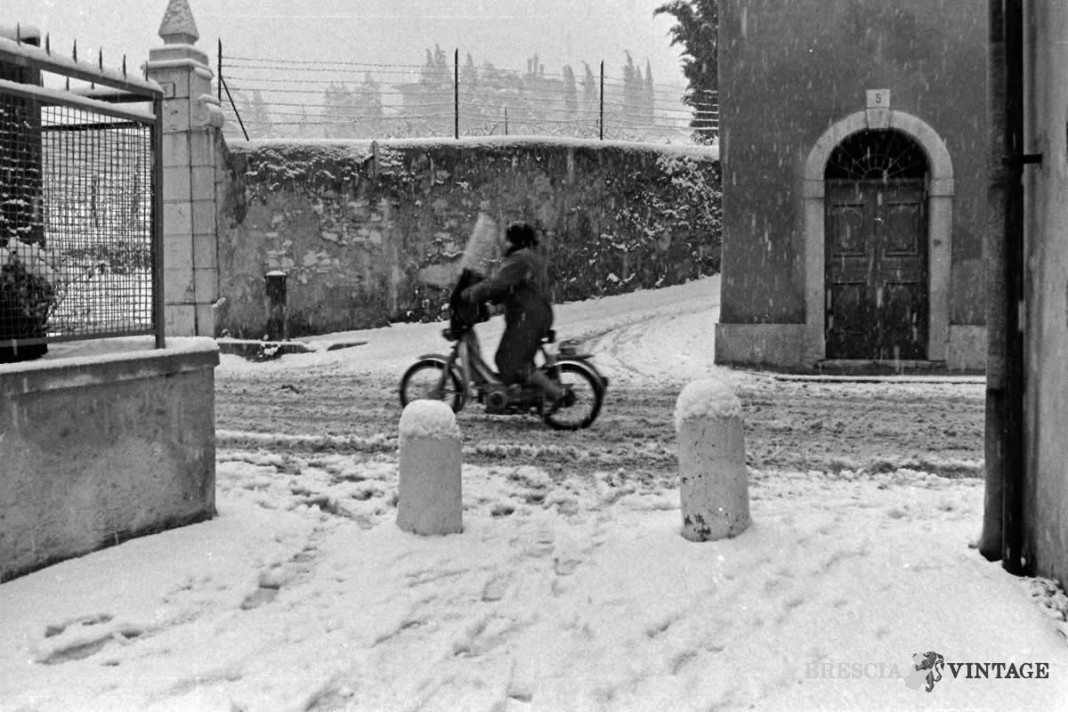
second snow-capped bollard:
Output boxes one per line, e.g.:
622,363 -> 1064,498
674,378 -> 751,542
396,400 -> 464,536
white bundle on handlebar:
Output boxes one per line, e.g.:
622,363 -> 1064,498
458,210 -> 500,276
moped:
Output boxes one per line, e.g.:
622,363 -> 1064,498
399,324 -> 608,430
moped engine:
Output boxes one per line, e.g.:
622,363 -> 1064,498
483,383 -> 537,414
484,384 -> 511,413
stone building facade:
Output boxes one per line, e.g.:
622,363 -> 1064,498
715,0 -> 988,371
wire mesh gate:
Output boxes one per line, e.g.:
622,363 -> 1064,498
0,34 -> 163,361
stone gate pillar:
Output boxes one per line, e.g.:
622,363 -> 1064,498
145,0 -> 224,337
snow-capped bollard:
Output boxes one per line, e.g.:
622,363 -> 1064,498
396,400 -> 463,536
674,378 -> 751,541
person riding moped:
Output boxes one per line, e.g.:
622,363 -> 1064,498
460,221 -> 575,410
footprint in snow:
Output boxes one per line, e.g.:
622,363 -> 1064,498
483,572 -> 512,602
553,556 -> 581,576
522,525 -> 556,558
35,613 -> 147,665
241,544 -> 320,610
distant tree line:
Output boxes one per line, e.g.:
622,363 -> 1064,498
229,45 -> 678,142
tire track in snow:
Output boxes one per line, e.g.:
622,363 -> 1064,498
216,373 -> 983,479
214,271 -> 982,479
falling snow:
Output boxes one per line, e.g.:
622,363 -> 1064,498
0,276 -> 1066,711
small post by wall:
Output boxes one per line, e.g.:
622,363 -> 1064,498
396,400 -> 463,536
145,0 -> 225,337
264,271 -> 287,340
674,378 -> 751,541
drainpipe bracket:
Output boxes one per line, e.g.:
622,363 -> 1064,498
1002,153 -> 1043,166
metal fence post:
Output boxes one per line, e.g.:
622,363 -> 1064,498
599,60 -> 605,140
454,48 -> 459,139
152,92 -> 165,348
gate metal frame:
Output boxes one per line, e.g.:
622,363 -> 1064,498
0,36 -> 165,350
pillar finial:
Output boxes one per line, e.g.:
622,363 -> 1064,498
158,0 -> 200,46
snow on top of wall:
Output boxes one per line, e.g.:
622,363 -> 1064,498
232,135 -> 719,161
398,399 -> 461,441
674,377 -> 742,430
0,337 -> 217,381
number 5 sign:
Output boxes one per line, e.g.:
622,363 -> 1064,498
867,89 -> 891,109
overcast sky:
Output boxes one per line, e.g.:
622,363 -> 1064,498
5,0 -> 688,89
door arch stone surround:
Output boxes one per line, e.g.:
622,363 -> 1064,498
802,109 -> 954,364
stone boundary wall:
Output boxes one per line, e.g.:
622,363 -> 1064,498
216,137 -> 721,338
0,339 -> 219,582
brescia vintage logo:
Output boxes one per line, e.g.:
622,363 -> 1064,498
805,651 -> 1051,694
904,650 -> 1051,693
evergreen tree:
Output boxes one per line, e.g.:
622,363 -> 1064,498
354,72 -> 384,137
619,52 -> 644,138
322,83 -> 357,138
417,45 -> 453,136
581,62 -> 599,136
459,52 -> 482,132
521,55 -> 545,129
622,52 -> 638,111
644,59 -> 656,127
244,89 -> 272,139
562,64 -> 578,126
472,60 -> 519,135
420,45 -> 452,89
297,104 -> 314,139
654,0 -> 718,143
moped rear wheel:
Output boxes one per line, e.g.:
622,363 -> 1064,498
542,362 -> 604,430
399,360 -> 464,413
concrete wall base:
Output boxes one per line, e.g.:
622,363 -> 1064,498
0,338 -> 219,582
714,323 -> 807,370
716,322 -> 988,372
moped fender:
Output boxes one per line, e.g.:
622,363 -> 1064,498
555,357 -> 610,388
415,353 -> 451,363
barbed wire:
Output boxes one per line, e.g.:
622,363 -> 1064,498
218,50 -> 718,144
223,55 -> 421,69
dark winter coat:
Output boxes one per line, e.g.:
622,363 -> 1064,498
462,246 -> 553,384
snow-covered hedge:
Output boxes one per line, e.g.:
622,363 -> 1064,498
217,137 -> 720,338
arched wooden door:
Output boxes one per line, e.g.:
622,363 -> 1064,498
824,130 -> 929,361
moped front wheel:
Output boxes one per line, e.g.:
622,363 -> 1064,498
542,361 -> 605,430
399,360 -> 465,413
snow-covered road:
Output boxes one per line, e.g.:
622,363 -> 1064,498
1,276 -> 1065,712
214,276 -> 984,478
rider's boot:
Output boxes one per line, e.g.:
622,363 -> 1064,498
529,369 -> 565,399
529,370 -> 575,410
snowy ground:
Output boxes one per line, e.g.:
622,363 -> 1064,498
2,276 -> 1067,712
